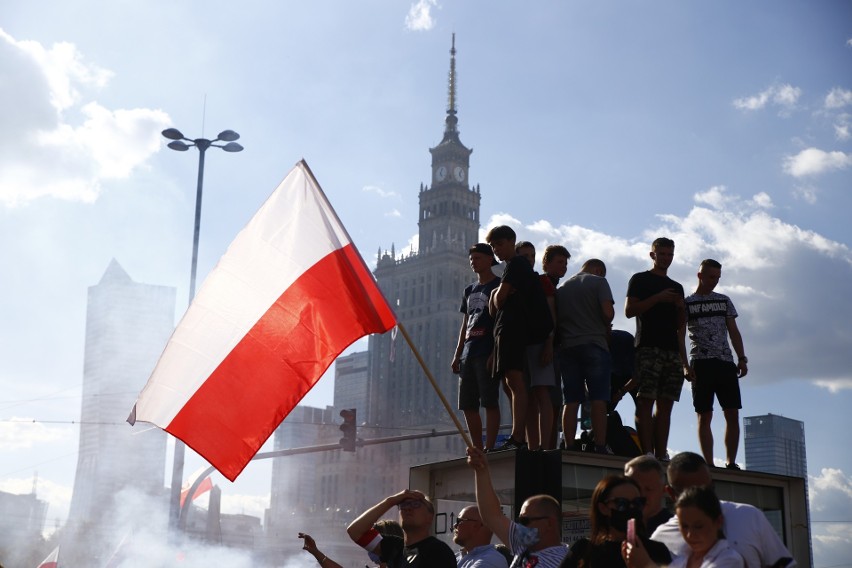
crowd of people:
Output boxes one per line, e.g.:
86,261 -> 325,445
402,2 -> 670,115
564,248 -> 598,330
454,225 -> 749,468
295,225 -> 790,567
297,451 -> 793,567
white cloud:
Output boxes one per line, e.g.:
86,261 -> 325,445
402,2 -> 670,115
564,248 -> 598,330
752,192 -> 773,208
385,208 -> 402,218
814,378 -> 852,393
0,418 -> 68,450
405,0 -> 438,31
831,112 -> 851,141
0,30 -> 170,206
362,184 -> 399,199
810,468 -> 852,568
783,147 -> 852,178
694,185 -> 733,209
825,87 -> 852,109
792,185 -> 818,204
732,83 -> 801,113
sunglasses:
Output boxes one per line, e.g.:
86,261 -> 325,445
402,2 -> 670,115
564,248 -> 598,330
604,497 -> 646,512
516,515 -> 549,526
453,517 -> 479,528
398,499 -> 433,513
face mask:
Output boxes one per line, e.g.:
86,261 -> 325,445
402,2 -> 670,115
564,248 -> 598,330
609,507 -> 642,533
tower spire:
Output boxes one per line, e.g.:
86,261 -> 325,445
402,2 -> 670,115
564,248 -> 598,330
444,33 -> 458,136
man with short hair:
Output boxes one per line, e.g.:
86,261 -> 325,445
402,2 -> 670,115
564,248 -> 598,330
542,245 -> 571,449
684,259 -> 749,469
651,452 -> 794,568
624,454 -> 672,534
466,447 -> 569,566
625,237 -> 688,459
347,489 -> 457,567
486,225 -> 543,450
557,258 -> 615,454
452,243 -> 502,450
453,505 -> 508,568
515,240 -> 557,450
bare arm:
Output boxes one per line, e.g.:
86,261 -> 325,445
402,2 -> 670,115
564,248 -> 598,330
727,317 -> 748,378
678,323 -> 693,381
466,447 -> 511,545
347,490 -> 424,543
452,314 -> 469,374
601,299 -> 615,325
493,281 -> 515,311
298,533 -> 344,568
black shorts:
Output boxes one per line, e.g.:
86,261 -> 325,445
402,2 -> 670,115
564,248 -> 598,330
691,358 -> 742,413
494,332 -> 526,377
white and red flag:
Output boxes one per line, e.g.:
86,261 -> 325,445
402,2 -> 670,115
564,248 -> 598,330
180,466 -> 214,506
36,546 -> 59,568
129,160 -> 396,480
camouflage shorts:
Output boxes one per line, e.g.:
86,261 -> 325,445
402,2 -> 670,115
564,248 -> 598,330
635,347 -> 684,401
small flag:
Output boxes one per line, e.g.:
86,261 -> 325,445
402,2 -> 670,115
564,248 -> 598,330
36,546 -> 59,568
129,160 -> 396,480
180,466 -> 214,507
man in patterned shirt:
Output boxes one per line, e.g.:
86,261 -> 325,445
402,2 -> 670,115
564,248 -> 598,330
684,259 -> 749,470
466,447 -> 568,567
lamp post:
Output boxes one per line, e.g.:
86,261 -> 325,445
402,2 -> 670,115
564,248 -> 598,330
161,127 -> 243,531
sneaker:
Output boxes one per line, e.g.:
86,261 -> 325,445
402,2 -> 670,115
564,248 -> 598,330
495,437 -> 527,451
594,444 -> 614,455
725,462 -> 741,470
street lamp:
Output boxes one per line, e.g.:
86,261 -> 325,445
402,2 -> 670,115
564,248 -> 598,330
161,126 -> 243,531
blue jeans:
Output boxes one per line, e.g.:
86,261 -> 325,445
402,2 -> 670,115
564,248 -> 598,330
559,343 -> 612,403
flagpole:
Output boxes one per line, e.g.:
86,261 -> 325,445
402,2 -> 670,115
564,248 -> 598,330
161,126 -> 243,531
297,160 -> 473,449
396,322 -> 474,448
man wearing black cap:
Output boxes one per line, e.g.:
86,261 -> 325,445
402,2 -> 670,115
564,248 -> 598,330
452,243 -> 502,451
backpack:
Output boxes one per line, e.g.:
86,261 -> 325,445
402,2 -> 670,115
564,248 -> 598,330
524,273 -> 554,344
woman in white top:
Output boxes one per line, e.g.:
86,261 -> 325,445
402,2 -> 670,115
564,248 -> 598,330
668,485 -> 744,568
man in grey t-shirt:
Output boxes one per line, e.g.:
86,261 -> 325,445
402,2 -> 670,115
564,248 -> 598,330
556,259 -> 614,453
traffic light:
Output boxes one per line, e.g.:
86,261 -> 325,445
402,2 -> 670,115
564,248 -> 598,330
339,408 -> 357,452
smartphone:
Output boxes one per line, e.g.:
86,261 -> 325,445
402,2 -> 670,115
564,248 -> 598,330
626,518 -> 636,545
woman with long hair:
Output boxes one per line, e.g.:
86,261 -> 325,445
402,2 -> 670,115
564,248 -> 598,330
560,475 -> 671,567
668,485 -> 743,568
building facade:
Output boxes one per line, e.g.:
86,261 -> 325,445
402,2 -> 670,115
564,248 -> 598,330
744,413 -> 808,478
63,260 -> 175,563
744,413 -> 812,566
367,35 -> 481,433
334,351 -> 370,415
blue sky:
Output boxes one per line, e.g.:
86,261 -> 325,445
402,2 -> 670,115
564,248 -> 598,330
1,1 -> 851,565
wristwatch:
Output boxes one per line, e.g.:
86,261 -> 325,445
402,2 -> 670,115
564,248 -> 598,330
738,356 -> 748,364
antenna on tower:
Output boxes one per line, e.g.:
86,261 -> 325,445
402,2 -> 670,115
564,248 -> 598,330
448,33 -> 457,115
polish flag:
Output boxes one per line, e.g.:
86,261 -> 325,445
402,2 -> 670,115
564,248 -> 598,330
36,547 -> 59,568
129,160 -> 396,480
180,466 -> 214,507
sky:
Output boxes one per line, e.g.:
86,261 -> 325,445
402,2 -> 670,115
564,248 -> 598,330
1,0 -> 851,565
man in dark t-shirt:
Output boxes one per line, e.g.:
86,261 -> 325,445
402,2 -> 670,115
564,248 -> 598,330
625,237 -> 687,460
486,225 -> 541,451
452,243 -> 502,450
347,490 -> 456,567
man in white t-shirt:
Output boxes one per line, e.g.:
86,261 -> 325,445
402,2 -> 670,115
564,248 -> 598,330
651,452 -> 794,568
